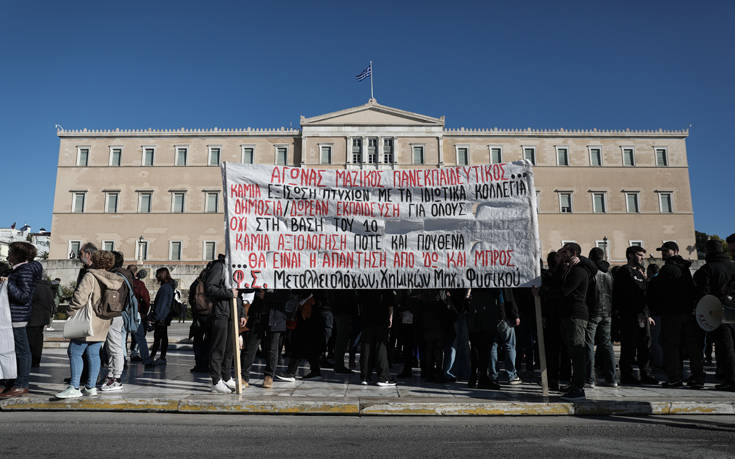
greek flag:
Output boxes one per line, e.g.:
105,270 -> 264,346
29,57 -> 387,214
355,64 -> 371,81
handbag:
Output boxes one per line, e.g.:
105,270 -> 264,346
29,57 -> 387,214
63,294 -> 95,339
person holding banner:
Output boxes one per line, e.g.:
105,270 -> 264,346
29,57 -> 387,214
694,239 -> 735,391
240,289 -> 288,388
205,254 -> 246,393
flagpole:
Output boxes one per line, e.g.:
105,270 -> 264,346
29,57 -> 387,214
369,60 -> 374,100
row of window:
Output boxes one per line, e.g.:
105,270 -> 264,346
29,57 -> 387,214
552,191 -> 674,214
69,240 -> 217,262
75,145 -> 287,167
70,191 -> 220,214
74,143 -> 671,168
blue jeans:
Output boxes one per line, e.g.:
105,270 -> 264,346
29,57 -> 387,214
12,326 -> 32,388
133,322 -> 152,364
490,321 -> 517,381
68,340 -> 102,389
586,316 -> 616,383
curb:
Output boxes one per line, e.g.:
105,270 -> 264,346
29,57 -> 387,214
2,397 -> 734,416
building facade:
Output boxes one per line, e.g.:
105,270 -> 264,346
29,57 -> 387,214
50,99 -> 696,266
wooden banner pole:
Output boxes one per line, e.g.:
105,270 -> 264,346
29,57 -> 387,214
231,297 -> 243,394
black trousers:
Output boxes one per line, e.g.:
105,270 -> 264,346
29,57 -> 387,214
26,326 -> 44,367
241,325 -> 281,381
360,326 -> 390,381
192,317 -> 211,370
149,323 -> 169,360
661,313 -> 704,383
715,323 -> 735,384
543,315 -> 562,384
619,315 -> 651,378
333,314 -> 354,370
469,331 -> 493,384
421,335 -> 444,380
209,317 -> 235,384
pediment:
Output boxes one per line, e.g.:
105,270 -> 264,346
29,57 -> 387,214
301,99 -> 444,127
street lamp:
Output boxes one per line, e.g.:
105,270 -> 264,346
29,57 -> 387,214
137,235 -> 144,262
602,236 -> 608,261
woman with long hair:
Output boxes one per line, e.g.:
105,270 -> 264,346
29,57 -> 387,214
149,267 -> 174,365
55,251 -> 119,399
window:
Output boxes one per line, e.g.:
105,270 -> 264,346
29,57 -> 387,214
412,145 -> 424,165
69,241 -> 81,259
208,147 -> 221,166
176,147 -> 188,166
276,147 -> 287,165
622,147 -> 635,166
172,192 -> 185,213
556,147 -> 569,166
320,145 -> 332,165
352,138 -> 362,163
105,192 -> 119,213
72,192 -> 86,213
138,192 -> 152,213
589,147 -> 602,166
383,138 -> 394,164
523,147 -> 536,165
655,148 -> 668,167
592,192 -> 606,213
205,192 -> 219,213
109,148 -> 122,166
625,192 -> 640,213
595,240 -> 610,259
203,241 -> 216,261
629,240 -> 643,248
170,241 -> 182,261
456,147 -> 469,166
659,192 -> 673,213
559,192 -> 572,213
490,147 -> 502,164
367,138 -> 378,164
143,147 -> 155,166
77,147 -> 89,166
242,146 -> 254,164
136,240 -> 148,261
102,241 -> 115,251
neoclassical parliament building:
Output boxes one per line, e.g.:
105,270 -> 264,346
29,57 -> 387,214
50,99 -> 695,265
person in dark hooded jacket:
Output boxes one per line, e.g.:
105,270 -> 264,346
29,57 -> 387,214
27,278 -> 55,368
648,241 -> 699,388
0,242 -> 43,398
693,239 -> 735,390
557,242 -> 597,400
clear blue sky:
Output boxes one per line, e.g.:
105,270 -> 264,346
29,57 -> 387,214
1,0 -> 733,238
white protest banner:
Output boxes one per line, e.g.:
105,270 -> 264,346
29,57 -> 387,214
221,161 -> 540,290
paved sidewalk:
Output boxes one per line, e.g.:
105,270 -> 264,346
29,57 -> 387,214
2,345 -> 734,416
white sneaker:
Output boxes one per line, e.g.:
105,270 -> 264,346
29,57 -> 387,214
224,378 -> 237,390
55,385 -> 83,399
82,386 -> 98,396
100,379 -> 123,392
212,379 -> 232,394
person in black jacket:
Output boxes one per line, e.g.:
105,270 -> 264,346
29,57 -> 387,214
358,290 -> 396,386
465,288 -> 503,390
540,251 -> 566,391
694,239 -> 735,390
26,278 -> 55,367
613,245 -> 658,385
240,289 -> 289,388
558,242 -> 597,400
205,255 -> 245,393
648,241 -> 699,388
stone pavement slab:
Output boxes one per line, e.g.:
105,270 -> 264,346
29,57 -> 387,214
2,348 -> 734,416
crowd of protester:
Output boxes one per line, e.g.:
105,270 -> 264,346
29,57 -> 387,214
0,234 -> 734,401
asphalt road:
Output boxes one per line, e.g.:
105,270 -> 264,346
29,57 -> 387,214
1,413 -> 733,457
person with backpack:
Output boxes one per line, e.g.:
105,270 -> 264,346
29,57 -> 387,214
205,254 -> 245,393
54,251 -> 119,399
27,277 -> 55,368
188,272 -> 212,373
648,241 -> 698,388
128,267 -> 153,368
0,242 -> 43,398
149,268 -> 175,365
694,239 -> 735,390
